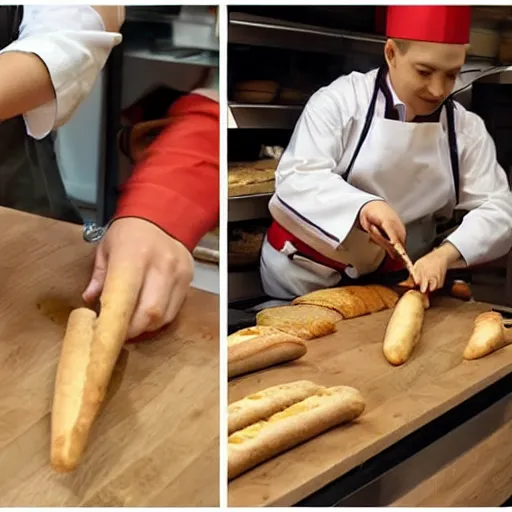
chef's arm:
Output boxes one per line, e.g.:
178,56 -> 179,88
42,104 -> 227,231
270,89 -> 381,250
0,5 -> 124,139
444,113 -> 512,266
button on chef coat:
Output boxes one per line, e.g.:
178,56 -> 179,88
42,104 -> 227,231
0,6 -> 123,140
270,68 -> 512,267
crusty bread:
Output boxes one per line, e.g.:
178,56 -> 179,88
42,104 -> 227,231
233,80 -> 279,104
227,326 -> 281,346
292,285 -> 398,319
228,380 -> 323,434
372,285 -> 400,308
383,290 -> 429,366
256,304 -> 341,340
228,160 -> 277,197
228,386 -> 365,480
51,308 -> 97,472
51,264 -> 140,472
228,326 -> 307,379
463,311 -> 511,360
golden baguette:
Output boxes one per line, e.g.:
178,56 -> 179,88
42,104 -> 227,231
463,311 -> 512,360
228,326 -> 307,379
51,308 -> 97,472
383,290 -> 429,366
228,386 -> 365,480
51,265 -> 140,472
228,380 -> 324,434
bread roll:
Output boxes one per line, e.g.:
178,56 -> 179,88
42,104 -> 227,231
228,386 -> 365,480
256,304 -> 341,340
51,264 -> 140,472
233,80 -> 278,104
463,311 -> 511,360
383,290 -> 429,366
228,380 -> 323,434
228,327 -> 307,379
292,285 -> 398,319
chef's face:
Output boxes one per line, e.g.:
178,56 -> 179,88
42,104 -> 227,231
385,39 -> 466,118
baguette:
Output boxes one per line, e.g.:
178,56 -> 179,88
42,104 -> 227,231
228,386 -> 365,480
51,308 -> 97,472
383,290 -> 429,366
228,380 -> 323,434
256,304 -> 341,340
292,285 -> 398,319
463,311 -> 512,360
51,265 -> 140,472
228,327 -> 307,379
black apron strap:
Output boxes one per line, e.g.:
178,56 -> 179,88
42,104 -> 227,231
444,98 -> 460,204
343,66 -> 387,180
343,65 -> 460,206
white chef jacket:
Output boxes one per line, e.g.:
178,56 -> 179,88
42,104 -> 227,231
0,5 -> 124,140
270,68 -> 512,267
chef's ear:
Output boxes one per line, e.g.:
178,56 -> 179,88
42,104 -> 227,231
384,39 -> 399,68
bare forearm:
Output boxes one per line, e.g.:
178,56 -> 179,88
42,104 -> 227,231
0,51 -> 54,121
437,241 -> 467,268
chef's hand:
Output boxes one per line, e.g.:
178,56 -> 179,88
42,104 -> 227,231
413,243 -> 461,293
82,217 -> 194,340
359,200 -> 406,258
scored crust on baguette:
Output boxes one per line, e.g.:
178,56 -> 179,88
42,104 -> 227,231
292,285 -> 398,319
256,304 -> 341,340
371,285 -> 400,308
228,331 -> 307,379
382,289 -> 428,366
463,311 -> 511,360
228,380 -> 324,434
227,385 -> 366,480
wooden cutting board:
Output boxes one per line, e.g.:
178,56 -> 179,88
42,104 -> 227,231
228,297 -> 512,507
0,208 -> 219,507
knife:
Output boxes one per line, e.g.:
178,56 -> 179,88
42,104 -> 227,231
368,224 -> 416,278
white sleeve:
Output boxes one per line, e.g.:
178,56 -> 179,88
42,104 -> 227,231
0,5 -> 123,139
445,111 -> 512,265
271,87 -> 380,249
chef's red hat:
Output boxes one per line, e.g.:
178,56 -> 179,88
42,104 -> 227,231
386,6 -> 471,45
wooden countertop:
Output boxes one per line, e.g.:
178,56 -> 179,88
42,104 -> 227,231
0,208 -> 219,507
228,296 -> 512,507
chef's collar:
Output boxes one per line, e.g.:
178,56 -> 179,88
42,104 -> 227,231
382,70 -> 443,123
386,74 -> 407,121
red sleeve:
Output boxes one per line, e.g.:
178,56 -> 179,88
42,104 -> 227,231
113,93 -> 219,252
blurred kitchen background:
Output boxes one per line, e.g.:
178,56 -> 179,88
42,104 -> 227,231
54,5 -> 219,293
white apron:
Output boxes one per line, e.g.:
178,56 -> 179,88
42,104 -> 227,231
261,66 -> 460,299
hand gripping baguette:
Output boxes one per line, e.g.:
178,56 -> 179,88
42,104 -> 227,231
51,265 -> 140,472
228,380 -> 323,434
228,385 -> 365,480
463,311 -> 512,360
228,326 -> 307,379
383,289 -> 429,366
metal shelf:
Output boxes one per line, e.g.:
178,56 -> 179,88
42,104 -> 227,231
125,45 -> 219,67
229,12 -> 385,57
228,103 -> 303,129
228,193 -> 272,222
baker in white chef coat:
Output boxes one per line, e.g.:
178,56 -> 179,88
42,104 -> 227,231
261,5 -> 512,300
